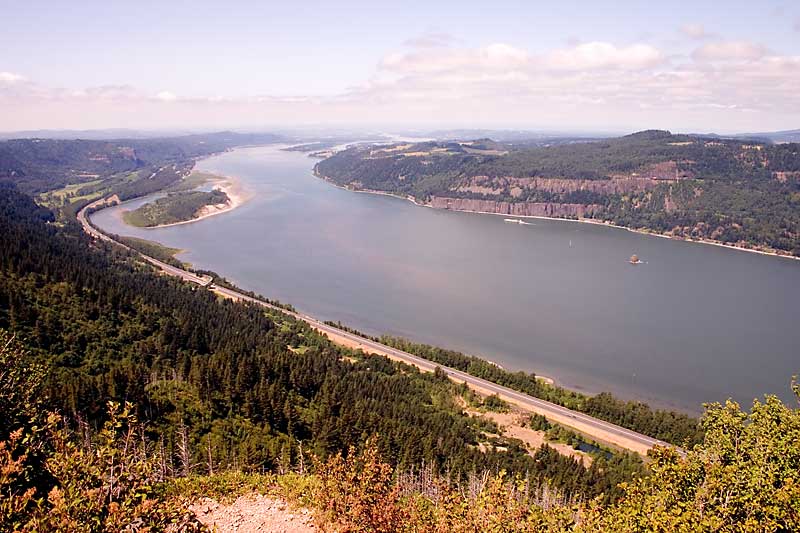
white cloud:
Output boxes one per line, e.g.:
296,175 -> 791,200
692,41 -> 767,62
544,42 -> 664,70
380,41 -> 662,79
2,38 -> 800,133
380,42 -> 529,75
156,91 -> 177,102
484,43 -> 529,66
0,72 -> 26,83
680,24 -> 710,40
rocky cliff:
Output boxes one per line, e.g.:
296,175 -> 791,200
454,175 -> 662,197
427,196 -> 604,218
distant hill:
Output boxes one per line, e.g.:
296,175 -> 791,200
734,129 -> 800,144
315,130 -> 800,256
0,128 -> 192,140
419,128 -> 615,144
0,131 -> 283,194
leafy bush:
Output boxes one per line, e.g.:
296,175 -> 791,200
0,330 -> 206,532
483,394 -> 510,413
312,436 -> 403,532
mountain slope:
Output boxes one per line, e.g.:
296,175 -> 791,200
0,185 -> 637,502
316,131 -> 800,255
0,132 -> 283,194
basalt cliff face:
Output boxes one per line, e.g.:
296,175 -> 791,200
454,175 -> 662,198
427,196 -> 603,218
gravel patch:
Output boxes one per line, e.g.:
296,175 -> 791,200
190,494 -> 316,533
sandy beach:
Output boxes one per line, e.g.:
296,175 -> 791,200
144,174 -> 251,229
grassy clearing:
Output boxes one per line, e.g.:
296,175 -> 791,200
166,471 -> 318,507
38,179 -> 104,207
42,169 -> 151,209
166,171 -> 221,192
167,472 -> 276,503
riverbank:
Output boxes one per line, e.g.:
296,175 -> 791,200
305,324 -> 652,454
90,144 -> 798,415
139,173 -> 250,229
314,170 -> 800,262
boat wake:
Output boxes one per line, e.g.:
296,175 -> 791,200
504,218 -> 534,226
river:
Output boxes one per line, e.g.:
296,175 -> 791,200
90,144 -> 800,413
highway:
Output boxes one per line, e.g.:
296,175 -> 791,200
78,198 -> 211,286
78,199 -> 672,455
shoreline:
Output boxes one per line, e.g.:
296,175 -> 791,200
314,171 -> 800,262
136,173 -> 250,229
316,328 -> 651,454
91,147 -> 700,414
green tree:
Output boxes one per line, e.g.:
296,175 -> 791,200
579,390 -> 800,532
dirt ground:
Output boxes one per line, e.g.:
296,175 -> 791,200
191,494 -> 316,533
469,408 -> 593,466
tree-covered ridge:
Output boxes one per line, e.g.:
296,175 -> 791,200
122,189 -> 230,227
0,186 -> 640,505
317,131 -> 800,188
315,131 -> 800,255
0,131 -> 282,195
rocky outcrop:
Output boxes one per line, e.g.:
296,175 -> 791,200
427,196 -> 603,218
663,192 -> 678,214
454,175 -> 662,197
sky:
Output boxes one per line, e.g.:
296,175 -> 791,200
1,0 -> 799,134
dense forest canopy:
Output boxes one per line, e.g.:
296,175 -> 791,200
316,131 -> 800,255
0,186 -> 643,506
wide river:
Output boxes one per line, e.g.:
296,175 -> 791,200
91,144 -> 800,413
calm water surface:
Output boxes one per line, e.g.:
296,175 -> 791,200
91,145 -> 800,413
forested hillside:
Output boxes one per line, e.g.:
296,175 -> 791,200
0,185 -> 643,509
0,132 -> 281,194
316,131 -> 800,255
3,308 -> 799,531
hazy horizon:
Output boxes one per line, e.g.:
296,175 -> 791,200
0,125 -> 688,139
2,0 -> 800,133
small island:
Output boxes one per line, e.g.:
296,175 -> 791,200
123,188 -> 231,227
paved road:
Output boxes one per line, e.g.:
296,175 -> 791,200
78,198 -> 211,286
79,200 -> 673,455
